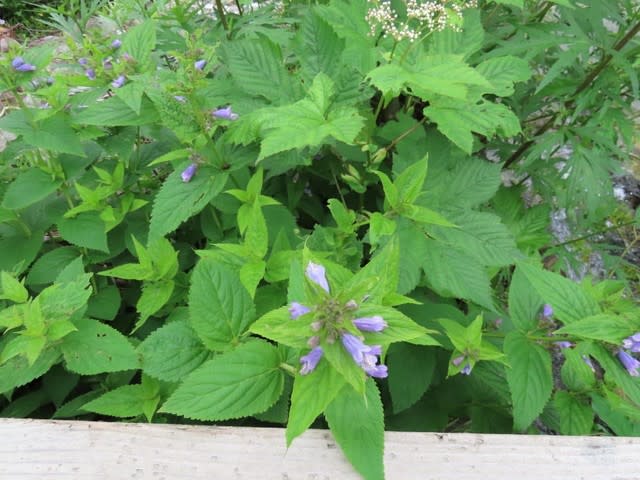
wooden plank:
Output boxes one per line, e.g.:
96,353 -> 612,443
0,418 -> 639,479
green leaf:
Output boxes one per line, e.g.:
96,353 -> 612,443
136,279 -> 174,327
61,318 -> 139,374
257,73 -> 365,160
287,359 -> 346,445
160,340 -> 284,420
71,96 -> 160,126
387,344 -> 436,413
325,380 -> 385,480
82,385 -> 149,418
0,272 -> 28,303
121,20 -> 156,71
508,267 -> 543,331
0,233 -> 43,274
99,263 -> 152,281
555,314 -> 636,344
0,347 -> 59,394
189,260 -> 256,351
295,10 -> 345,82
86,285 -> 121,321
138,320 -> 209,382
149,166 -> 228,240
553,391 -> 593,435
516,263 -> 601,324
504,331 -> 553,431
57,212 -> 108,252
475,56 -> 531,96
250,306 -> 314,349
2,169 -> 62,210
395,154 -> 429,205
357,304 -> 437,346
26,247 -> 81,285
422,239 -> 494,310
561,348 -> 596,391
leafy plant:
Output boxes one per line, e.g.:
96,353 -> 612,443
1,0 -> 640,478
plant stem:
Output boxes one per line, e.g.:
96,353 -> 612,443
214,0 -> 229,33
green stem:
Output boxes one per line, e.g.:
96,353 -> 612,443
280,363 -> 298,377
214,0 -> 230,33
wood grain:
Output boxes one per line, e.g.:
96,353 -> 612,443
0,418 -> 638,479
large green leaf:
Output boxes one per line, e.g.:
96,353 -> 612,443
555,314 -> 637,344
188,260 -> 256,351
0,347 -> 59,394
71,96 -> 160,126
121,20 -> 156,71
61,318 -> 139,374
2,169 -> 62,210
57,212 -> 109,252
257,73 -> 365,160
295,10 -> 345,82
325,380 -> 385,480
504,331 -> 552,431
0,233 -> 43,274
475,56 -> 531,96
387,344 -> 436,413
508,267 -> 543,331
553,391 -> 593,435
148,166 -> 228,240
160,340 -> 284,420
138,320 -> 209,382
82,385 -> 150,418
26,247 -> 81,285
516,262 -> 601,324
250,306 -> 314,349
287,360 -> 346,445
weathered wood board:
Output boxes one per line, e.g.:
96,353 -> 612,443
0,419 -> 638,479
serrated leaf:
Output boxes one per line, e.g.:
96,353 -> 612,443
136,279 -> 174,327
422,239 -> 494,310
287,359 -> 346,445
149,166 -> 228,240
295,10 -> 345,82
160,340 -> 284,420
2,169 -> 62,210
57,212 -> 108,252
516,263 -> 601,324
82,385 -> 148,418
26,247 -> 81,285
388,344 -> 436,413
356,304 -> 437,346
553,391 -> 593,435
138,321 -> 209,382
504,331 -> 552,431
250,306 -> 314,349
0,272 -> 28,303
189,260 -> 256,351
555,314 -> 636,344
508,267 -> 543,331
61,318 -> 139,374
71,96 -> 160,126
0,347 -> 59,394
475,56 -> 531,96
121,20 -> 156,70
325,379 -> 385,480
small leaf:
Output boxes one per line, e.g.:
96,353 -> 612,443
82,385 -> 147,418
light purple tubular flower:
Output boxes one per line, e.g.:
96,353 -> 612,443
174,95 -> 187,103
111,38 -> 122,49
554,341 -> 573,349
212,106 -> 239,121
622,332 -> 640,353
341,332 -> 371,364
78,57 -> 88,65
460,363 -> 473,375
361,349 -> 388,378
180,163 -> 198,183
542,304 -> 553,318
103,58 -> 113,70
305,261 -> 330,293
451,355 -> 466,367
111,74 -> 126,88
617,350 -> 640,377
85,68 -> 96,80
12,57 -> 36,72
582,355 -> 596,373
289,302 -> 311,320
353,315 -> 387,332
300,346 -> 323,375
194,59 -> 206,70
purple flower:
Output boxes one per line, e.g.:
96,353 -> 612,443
174,95 -> 187,103
194,59 -> 206,71
111,75 -> 126,88
78,57 -> 88,65
451,355 -> 466,367
289,302 -> 311,320
85,68 -> 96,80
46,76 -> 54,85
111,39 -> 122,49
212,106 -> 239,121
361,346 -> 388,378
341,333 -> 370,364
103,58 -> 113,70
305,262 -> 330,293
12,57 -> 36,72
617,350 -> 640,377
622,332 -> 640,353
461,363 -> 473,375
180,163 -> 198,183
353,315 -> 387,332
554,341 -> 573,349
542,304 -> 553,318
300,346 -> 323,375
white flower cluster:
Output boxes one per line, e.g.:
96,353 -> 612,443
366,0 -> 478,42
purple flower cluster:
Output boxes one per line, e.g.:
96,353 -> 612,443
452,355 -> 472,375
290,261 -> 388,378
617,332 -> 640,376
12,57 -> 36,72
